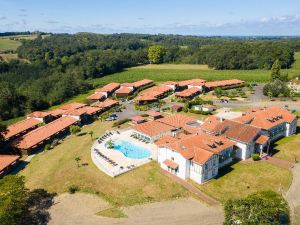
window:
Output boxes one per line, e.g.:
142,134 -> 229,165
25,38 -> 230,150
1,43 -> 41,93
171,157 -> 174,161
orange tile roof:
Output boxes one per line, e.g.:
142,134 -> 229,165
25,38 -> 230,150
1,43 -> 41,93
12,116 -> 78,150
158,114 -> 196,129
163,159 -> 178,169
95,83 -> 120,93
136,85 -> 172,101
204,79 -> 244,88
255,135 -> 270,145
0,155 -> 20,172
147,111 -> 162,117
63,108 -> 87,116
3,118 -> 42,140
178,79 -> 206,87
115,87 -> 134,94
175,87 -> 200,98
59,103 -> 87,111
93,99 -> 119,109
234,106 -> 296,130
132,79 -> 153,88
86,93 -> 106,101
27,111 -> 51,118
155,136 -> 177,146
133,121 -> 175,137
81,106 -> 102,115
47,109 -> 66,117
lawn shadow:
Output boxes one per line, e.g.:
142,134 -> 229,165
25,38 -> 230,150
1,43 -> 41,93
22,189 -> 56,225
212,160 -> 237,179
10,160 -> 30,175
77,132 -> 87,136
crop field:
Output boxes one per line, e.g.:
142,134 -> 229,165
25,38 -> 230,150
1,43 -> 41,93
0,38 -> 22,50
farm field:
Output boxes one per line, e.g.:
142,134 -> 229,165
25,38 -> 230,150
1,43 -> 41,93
195,161 -> 292,203
19,119 -> 189,207
0,38 -> 21,51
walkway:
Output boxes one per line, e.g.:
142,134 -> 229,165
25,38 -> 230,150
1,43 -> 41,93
286,164 -> 300,225
162,170 -> 220,207
262,156 -> 294,170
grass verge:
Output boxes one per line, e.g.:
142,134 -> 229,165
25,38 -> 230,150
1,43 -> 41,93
96,207 -> 127,218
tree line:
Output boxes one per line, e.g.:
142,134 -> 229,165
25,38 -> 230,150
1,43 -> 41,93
0,33 -> 299,121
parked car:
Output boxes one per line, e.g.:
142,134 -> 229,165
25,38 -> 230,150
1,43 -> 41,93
110,114 -> 117,118
115,108 -> 122,112
220,99 -> 229,103
106,116 -> 117,121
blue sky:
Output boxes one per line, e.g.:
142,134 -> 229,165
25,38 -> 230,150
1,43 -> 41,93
0,0 -> 300,35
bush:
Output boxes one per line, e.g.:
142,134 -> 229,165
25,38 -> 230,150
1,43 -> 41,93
251,153 -> 261,161
44,144 -> 51,151
70,125 -> 81,135
68,185 -> 79,194
112,118 -> 131,127
189,109 -> 212,115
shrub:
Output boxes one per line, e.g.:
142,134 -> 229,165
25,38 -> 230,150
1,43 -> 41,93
68,185 -> 79,194
44,144 -> 51,151
70,125 -> 81,135
251,153 -> 261,161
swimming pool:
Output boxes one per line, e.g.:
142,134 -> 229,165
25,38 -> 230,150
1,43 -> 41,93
112,140 -> 151,159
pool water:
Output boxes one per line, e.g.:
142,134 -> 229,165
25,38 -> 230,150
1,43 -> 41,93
113,140 -> 151,159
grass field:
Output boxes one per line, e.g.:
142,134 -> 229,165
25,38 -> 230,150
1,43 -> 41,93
0,38 -> 21,51
196,161 -> 292,203
19,119 -> 189,207
273,133 -> 300,163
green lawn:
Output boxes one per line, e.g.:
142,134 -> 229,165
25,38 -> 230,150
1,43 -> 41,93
0,38 -> 21,51
273,133 -> 300,163
19,119 -> 189,207
195,161 -> 292,203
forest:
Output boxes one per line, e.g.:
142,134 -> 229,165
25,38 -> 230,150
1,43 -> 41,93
0,33 -> 299,121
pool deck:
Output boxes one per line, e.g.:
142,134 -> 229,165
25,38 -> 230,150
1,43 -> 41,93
91,129 -> 158,177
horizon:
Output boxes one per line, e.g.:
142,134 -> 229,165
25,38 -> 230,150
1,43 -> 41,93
1,0 -> 300,35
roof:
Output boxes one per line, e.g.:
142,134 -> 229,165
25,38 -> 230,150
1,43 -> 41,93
131,116 -> 146,122
133,121 -> 174,137
81,106 -> 101,115
63,108 -> 87,116
3,118 -> 42,140
204,79 -> 244,88
158,114 -> 197,129
12,116 -> 78,150
163,133 -> 235,164
256,135 -> 270,145
155,136 -> 177,146
95,83 -> 120,93
147,111 -> 161,117
136,85 -> 172,102
47,109 -> 66,117
234,106 -> 297,130
163,159 -> 178,170
59,103 -> 86,111
178,79 -> 206,87
93,99 -> 119,109
132,79 -> 153,88
163,81 -> 178,85
175,87 -> 200,98
115,87 -> 134,94
86,93 -> 106,100
0,155 -> 20,172
27,111 -> 51,118
172,104 -> 182,109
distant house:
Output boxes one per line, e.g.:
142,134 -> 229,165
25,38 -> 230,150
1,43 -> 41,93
0,155 -> 20,177
11,116 -> 79,155
131,116 -> 146,124
177,79 -> 206,91
163,81 -> 178,91
175,87 -> 201,99
135,85 -> 172,105
95,83 -> 120,97
172,104 -> 182,112
92,99 -> 119,112
27,111 -> 53,123
147,111 -> 163,120
1,118 -> 42,142
86,93 -> 106,103
115,87 -> 134,98
288,78 -> 300,93
204,79 -> 244,91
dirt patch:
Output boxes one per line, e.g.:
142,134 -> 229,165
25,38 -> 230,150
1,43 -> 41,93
48,193 -> 224,225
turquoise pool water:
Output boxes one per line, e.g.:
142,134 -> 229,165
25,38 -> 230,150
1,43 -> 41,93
113,140 -> 151,159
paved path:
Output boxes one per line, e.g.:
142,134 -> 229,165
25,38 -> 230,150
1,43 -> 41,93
286,164 -> 300,225
262,156 -> 295,170
162,170 -> 220,207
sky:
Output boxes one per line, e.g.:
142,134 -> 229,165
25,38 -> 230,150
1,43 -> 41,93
0,0 -> 300,35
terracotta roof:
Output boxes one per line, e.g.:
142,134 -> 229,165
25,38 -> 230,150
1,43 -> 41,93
163,159 -> 178,170
95,83 -> 120,93
0,155 -> 20,172
163,81 -> 178,85
3,118 -> 42,140
115,87 -> 134,94
12,116 -> 78,150
147,111 -> 162,117
204,79 -> 244,88
155,136 -> 177,146
59,103 -> 86,111
172,105 -> 182,109
132,79 -> 153,88
175,87 -> 200,98
178,79 -> 206,87
136,85 -> 172,102
200,116 -> 223,133
63,108 -> 87,116
86,93 -> 106,101
81,106 -> 101,115
131,116 -> 145,122
47,109 -> 66,117
133,121 -> 174,137
234,106 -> 296,130
158,114 -> 197,129
93,99 -> 119,109
27,111 -> 51,118
256,135 -> 270,145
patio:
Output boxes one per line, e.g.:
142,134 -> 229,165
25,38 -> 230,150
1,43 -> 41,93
91,129 -> 158,177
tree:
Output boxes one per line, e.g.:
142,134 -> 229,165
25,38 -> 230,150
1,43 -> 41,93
263,79 -> 290,98
148,45 -> 166,64
75,157 -> 81,167
69,125 -> 81,136
271,59 -> 281,81
0,123 -> 7,146
88,131 -> 94,141
0,175 -> 28,225
224,191 -> 289,225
